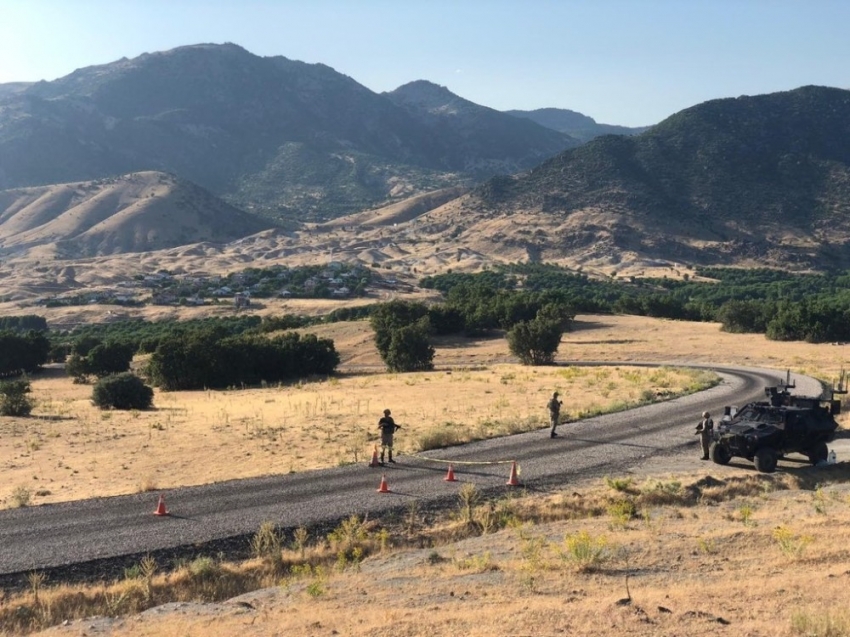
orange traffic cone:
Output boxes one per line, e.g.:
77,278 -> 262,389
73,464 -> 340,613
377,474 -> 391,493
506,461 -> 520,487
369,446 -> 381,468
444,464 -> 457,482
153,494 -> 169,516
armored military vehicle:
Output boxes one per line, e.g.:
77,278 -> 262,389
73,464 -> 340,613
709,372 -> 845,473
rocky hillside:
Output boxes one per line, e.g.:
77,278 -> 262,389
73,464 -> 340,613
506,107 -> 650,142
454,85 -> 850,270
0,171 -> 273,257
0,44 -> 575,222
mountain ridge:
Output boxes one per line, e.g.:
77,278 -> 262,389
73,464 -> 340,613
506,107 -> 650,141
0,44 -> 578,222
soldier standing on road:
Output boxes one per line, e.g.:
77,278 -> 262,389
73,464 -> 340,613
378,409 -> 401,464
696,410 -> 714,460
548,392 -> 563,438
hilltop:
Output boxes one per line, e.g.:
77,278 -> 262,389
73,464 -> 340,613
0,171 -> 273,258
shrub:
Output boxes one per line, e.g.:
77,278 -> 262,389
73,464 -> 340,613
11,486 -> 32,507
92,373 -> 154,410
561,530 -> 612,572
0,378 -> 34,416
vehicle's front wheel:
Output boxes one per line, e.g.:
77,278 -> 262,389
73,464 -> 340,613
753,447 -> 778,473
806,441 -> 829,465
709,441 -> 731,465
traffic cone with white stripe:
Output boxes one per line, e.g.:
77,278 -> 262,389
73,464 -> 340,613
369,445 -> 381,468
153,494 -> 169,516
506,461 -> 520,487
377,474 -> 391,493
444,464 -> 457,482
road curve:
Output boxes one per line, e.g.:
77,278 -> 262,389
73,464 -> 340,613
0,364 -> 818,583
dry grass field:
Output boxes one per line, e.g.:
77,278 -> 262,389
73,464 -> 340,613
4,312 -> 850,637
0,345 -> 709,509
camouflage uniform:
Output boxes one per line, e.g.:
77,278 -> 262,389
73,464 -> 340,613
548,392 -> 562,438
378,409 -> 401,464
696,411 -> 714,460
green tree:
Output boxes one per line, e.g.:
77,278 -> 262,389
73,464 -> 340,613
86,342 -> 135,377
370,301 -> 429,357
72,335 -> 103,357
0,330 -> 49,374
64,341 -> 135,380
506,318 -> 564,365
382,319 -> 435,372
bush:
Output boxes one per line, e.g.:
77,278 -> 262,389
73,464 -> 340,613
92,373 -> 154,410
0,378 -> 34,416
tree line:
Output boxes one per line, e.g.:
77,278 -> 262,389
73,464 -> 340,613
422,264 -> 850,343
370,288 -> 575,371
6,262 -> 850,410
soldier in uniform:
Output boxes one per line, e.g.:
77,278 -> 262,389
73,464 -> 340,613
548,391 -> 563,438
696,410 -> 714,460
378,408 -> 401,464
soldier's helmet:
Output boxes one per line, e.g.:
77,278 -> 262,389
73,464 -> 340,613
384,409 -> 391,415
702,411 -> 710,418
553,392 -> 559,397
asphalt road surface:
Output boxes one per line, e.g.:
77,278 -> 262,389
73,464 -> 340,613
0,364 -> 817,585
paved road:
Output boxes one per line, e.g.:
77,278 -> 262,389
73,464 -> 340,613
0,364 -> 816,582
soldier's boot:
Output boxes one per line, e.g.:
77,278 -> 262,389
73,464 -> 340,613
388,450 -> 396,464
379,452 -> 385,465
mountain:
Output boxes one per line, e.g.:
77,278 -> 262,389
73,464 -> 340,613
0,44 -> 575,222
0,171 -> 274,257
384,81 -> 578,172
506,107 -> 650,142
455,86 -> 850,270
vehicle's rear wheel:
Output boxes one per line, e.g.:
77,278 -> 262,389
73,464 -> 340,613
806,441 -> 829,465
753,447 -> 778,473
709,441 -> 731,465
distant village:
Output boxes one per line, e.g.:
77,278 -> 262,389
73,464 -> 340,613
34,263 -> 394,309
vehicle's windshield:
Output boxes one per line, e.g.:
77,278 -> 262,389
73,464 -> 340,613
736,405 -> 783,426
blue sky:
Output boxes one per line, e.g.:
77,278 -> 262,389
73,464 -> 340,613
1,0 -> 847,126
